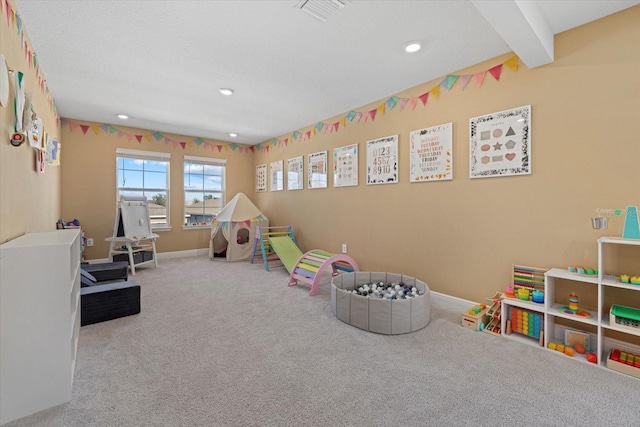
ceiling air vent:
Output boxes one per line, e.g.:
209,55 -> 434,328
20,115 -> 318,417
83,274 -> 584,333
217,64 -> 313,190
297,0 -> 348,22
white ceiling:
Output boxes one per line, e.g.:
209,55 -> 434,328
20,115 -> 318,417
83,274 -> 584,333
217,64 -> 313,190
13,0 -> 639,146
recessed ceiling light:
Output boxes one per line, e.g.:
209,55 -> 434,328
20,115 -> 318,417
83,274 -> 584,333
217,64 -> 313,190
219,88 -> 234,96
117,114 -> 128,119
404,41 -> 421,53
229,133 -> 237,138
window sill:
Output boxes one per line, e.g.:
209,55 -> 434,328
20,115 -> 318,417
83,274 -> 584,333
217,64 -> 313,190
182,225 -> 211,230
151,226 -> 172,233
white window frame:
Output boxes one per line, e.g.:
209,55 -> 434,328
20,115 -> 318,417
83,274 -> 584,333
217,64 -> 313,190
116,148 -> 171,231
183,155 -> 226,230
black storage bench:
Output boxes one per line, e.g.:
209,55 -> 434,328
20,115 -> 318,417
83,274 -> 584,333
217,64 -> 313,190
81,281 -> 140,326
81,261 -> 129,283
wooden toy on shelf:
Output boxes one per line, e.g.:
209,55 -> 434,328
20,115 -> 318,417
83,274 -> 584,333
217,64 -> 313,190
482,292 -> 503,336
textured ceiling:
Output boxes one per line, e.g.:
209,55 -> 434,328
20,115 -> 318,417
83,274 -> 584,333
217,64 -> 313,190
13,0 -> 640,145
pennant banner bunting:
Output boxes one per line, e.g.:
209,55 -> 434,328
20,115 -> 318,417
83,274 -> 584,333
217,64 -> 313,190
259,55 -> 519,150
2,1 -> 60,124
61,119 -> 253,153
3,0 -> 519,154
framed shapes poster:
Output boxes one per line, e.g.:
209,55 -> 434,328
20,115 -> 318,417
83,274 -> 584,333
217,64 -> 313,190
270,160 -> 284,192
307,151 -> 328,189
256,164 -> 267,192
469,105 -> 531,179
409,123 -> 453,182
287,156 -> 304,191
366,134 -> 398,185
333,144 -> 358,187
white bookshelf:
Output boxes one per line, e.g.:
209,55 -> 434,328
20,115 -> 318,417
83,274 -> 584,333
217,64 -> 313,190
0,229 -> 81,425
502,237 -> 640,377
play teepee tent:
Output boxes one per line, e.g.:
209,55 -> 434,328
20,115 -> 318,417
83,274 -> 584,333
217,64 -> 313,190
209,193 -> 268,262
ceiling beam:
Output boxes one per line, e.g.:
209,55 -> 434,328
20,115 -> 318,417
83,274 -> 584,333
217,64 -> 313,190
471,0 -> 554,68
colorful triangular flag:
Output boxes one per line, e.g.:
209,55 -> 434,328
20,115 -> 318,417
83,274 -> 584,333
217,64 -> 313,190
488,64 -> 503,81
459,74 -> 472,91
504,55 -> 518,72
440,75 -> 459,91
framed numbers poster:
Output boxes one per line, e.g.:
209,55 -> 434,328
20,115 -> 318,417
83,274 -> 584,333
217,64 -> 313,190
255,164 -> 267,192
333,144 -> 358,187
409,123 -> 453,182
469,105 -> 531,179
270,160 -> 283,191
307,151 -> 327,189
287,156 -> 304,191
366,135 -> 398,185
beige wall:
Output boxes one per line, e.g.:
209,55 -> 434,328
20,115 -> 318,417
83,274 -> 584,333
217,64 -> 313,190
3,1 -> 638,305
60,121 -> 254,259
253,6 -> 640,302
0,0 -> 62,243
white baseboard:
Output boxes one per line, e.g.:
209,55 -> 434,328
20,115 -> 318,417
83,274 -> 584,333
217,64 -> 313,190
430,291 -> 476,313
86,248 -> 209,264
84,252 -> 476,313
157,248 -> 209,259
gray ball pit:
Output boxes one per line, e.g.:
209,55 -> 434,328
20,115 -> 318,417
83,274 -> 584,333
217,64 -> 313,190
331,272 -> 431,335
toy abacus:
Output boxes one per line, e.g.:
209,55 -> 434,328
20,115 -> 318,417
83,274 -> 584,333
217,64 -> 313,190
510,307 -> 542,339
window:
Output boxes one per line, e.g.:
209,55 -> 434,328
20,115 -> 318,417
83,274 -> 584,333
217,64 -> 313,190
116,148 -> 171,230
183,155 -> 226,227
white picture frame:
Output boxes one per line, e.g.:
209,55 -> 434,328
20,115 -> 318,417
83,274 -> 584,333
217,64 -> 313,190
469,105 -> 531,179
409,123 -> 453,182
333,144 -> 358,187
287,156 -> 304,191
270,160 -> 283,192
307,151 -> 328,189
255,164 -> 267,192
366,134 -> 398,185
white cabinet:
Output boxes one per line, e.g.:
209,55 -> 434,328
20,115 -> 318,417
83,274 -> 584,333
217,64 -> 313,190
502,236 -> 640,377
0,229 -> 81,425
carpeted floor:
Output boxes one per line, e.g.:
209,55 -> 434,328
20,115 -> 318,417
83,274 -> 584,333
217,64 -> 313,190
7,256 -> 640,426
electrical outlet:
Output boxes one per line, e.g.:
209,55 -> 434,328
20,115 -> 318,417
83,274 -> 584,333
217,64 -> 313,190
342,243 -> 347,253
86,238 -> 94,247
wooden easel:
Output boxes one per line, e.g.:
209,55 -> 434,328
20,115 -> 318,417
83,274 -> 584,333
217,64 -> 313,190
106,196 -> 158,275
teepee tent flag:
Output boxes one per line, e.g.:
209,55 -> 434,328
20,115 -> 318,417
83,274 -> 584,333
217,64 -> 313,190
209,193 -> 268,262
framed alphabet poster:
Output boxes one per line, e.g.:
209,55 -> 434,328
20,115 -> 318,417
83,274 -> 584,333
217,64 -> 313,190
255,164 -> 267,192
307,151 -> 327,189
270,160 -> 283,192
366,135 -> 398,185
409,123 -> 453,182
287,156 -> 304,191
333,144 -> 358,187
469,105 -> 531,179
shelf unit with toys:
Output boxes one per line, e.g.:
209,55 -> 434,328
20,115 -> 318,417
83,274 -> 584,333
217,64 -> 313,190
501,265 -> 547,347
501,239 -> 640,379
544,267 -> 599,364
598,237 -> 640,379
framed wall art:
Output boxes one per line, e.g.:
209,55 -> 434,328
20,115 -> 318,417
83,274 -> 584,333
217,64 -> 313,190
366,134 -> 398,185
469,105 -> 531,179
270,160 -> 283,192
287,156 -> 304,191
333,144 -> 358,187
409,123 -> 453,182
307,151 -> 327,189
255,164 -> 267,192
